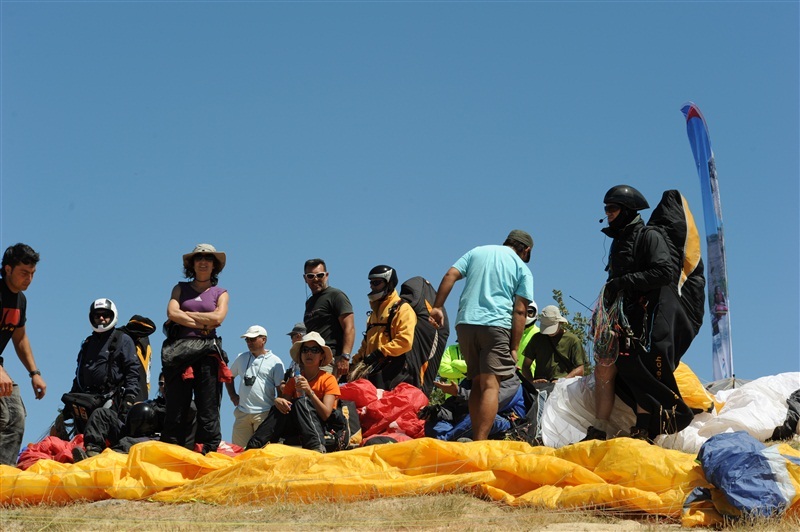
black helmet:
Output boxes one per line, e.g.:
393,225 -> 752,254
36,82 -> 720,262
603,185 -> 650,211
125,402 -> 158,437
368,265 -> 398,302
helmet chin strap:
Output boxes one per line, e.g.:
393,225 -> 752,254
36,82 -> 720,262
368,288 -> 388,302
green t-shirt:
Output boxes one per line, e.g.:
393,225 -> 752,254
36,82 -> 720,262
523,330 -> 587,381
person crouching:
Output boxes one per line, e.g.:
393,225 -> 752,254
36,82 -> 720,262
245,332 -> 345,453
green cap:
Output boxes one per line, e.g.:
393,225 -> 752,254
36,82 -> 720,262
506,229 -> 533,249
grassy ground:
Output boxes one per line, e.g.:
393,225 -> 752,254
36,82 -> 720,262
1,495 -> 799,531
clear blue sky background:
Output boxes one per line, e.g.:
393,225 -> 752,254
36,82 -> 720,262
2,1 -> 798,446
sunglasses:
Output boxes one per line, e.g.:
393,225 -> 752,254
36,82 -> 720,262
304,272 -> 327,280
301,346 -> 322,354
526,309 -> 537,316
245,336 -> 263,342
604,204 -> 621,213
369,279 -> 386,287
158,381 -> 165,387
194,254 -> 216,262
93,311 -> 114,320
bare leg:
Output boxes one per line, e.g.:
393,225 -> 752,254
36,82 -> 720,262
469,373 -> 501,440
594,364 -> 617,433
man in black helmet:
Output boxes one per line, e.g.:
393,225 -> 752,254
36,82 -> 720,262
586,185 -> 696,442
351,265 -> 418,390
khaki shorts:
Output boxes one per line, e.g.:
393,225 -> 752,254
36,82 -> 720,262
456,324 -> 515,379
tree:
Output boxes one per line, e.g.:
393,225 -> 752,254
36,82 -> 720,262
551,288 -> 591,352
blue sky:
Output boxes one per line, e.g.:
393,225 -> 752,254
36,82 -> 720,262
1,1 -> 797,446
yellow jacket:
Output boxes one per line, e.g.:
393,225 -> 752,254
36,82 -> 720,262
354,290 -> 417,362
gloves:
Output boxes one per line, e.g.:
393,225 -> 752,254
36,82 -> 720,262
363,350 -> 382,366
417,405 -> 441,421
118,394 -> 136,418
604,278 -> 623,306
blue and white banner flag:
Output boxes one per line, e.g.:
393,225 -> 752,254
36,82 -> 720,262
681,102 -> 733,380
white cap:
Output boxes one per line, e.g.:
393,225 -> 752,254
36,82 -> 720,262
241,325 -> 268,339
538,305 -> 568,335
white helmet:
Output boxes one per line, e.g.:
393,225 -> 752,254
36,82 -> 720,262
89,298 -> 118,333
526,299 -> 539,327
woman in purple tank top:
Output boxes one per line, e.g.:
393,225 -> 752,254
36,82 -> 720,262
161,243 -> 230,454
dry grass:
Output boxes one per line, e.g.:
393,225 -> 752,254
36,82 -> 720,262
0,495 -> 670,531
2,495 -> 797,531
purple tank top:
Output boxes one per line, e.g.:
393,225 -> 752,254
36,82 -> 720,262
178,282 -> 227,338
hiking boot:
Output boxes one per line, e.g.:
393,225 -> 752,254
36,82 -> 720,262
85,445 -> 102,457
72,446 -> 88,463
581,426 -> 607,442
628,427 -> 653,443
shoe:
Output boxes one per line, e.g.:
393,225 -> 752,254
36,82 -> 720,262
72,446 -> 88,463
628,427 -> 652,443
581,426 -> 607,442
85,446 -> 102,457
456,437 -> 473,443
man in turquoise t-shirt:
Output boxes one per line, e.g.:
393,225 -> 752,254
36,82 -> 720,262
429,230 -> 534,441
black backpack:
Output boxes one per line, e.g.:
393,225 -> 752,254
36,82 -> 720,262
641,190 -> 706,333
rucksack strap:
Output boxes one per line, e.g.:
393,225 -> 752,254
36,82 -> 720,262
365,301 -> 405,342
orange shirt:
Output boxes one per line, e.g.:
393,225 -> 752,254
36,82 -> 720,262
283,371 -> 340,407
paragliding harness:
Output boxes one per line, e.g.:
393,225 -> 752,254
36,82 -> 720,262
61,329 -> 129,434
118,315 -> 157,402
593,189 -> 705,366
356,277 -> 449,395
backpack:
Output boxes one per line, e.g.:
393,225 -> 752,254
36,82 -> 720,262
640,190 -> 705,331
118,315 -> 156,402
377,276 -> 450,396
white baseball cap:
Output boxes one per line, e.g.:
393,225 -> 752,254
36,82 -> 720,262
241,325 -> 268,339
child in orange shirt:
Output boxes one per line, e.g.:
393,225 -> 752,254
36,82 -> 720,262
246,332 -> 346,452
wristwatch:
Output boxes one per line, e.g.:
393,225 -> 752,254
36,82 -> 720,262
340,353 -> 352,362
29,369 -> 41,377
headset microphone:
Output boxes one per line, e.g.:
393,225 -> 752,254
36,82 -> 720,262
599,216 -> 607,223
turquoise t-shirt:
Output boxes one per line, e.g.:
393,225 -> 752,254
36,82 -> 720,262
453,245 -> 534,328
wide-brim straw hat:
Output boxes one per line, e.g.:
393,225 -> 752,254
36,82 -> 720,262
289,331 -> 333,367
182,243 -> 226,273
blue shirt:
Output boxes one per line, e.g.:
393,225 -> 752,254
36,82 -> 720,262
453,245 -> 534,328
229,350 -> 285,414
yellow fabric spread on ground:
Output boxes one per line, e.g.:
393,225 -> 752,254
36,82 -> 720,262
2,437 -> 712,517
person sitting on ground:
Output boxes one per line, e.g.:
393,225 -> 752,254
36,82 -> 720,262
520,305 -> 587,387
245,332 -> 346,453
350,265 -> 417,390
63,298 -> 140,456
418,375 -> 526,441
438,342 -> 467,385
73,372 -> 195,461
225,325 -> 285,448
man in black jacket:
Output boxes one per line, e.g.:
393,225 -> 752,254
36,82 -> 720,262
586,185 -> 699,442
65,298 -> 139,455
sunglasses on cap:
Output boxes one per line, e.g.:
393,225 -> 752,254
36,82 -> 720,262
304,272 -> 327,280
301,346 -> 323,354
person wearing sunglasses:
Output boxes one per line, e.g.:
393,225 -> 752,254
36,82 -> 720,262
246,332 -> 346,453
302,258 -> 355,381
66,298 -> 140,459
225,325 -> 285,448
161,243 -> 231,455
583,185 -> 699,443
350,265 -> 417,390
